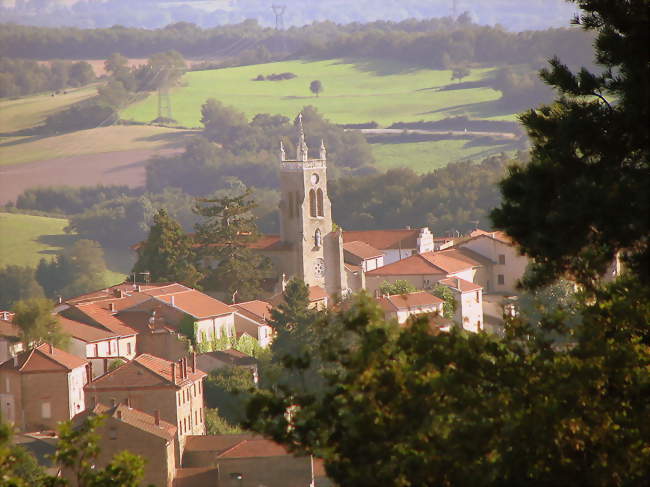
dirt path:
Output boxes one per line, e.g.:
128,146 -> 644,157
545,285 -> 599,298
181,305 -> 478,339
0,147 -> 182,205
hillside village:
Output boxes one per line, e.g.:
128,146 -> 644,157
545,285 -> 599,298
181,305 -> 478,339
0,119 -> 582,486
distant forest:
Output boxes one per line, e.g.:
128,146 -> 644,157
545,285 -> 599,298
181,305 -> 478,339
1,0 -> 578,32
0,17 -> 595,72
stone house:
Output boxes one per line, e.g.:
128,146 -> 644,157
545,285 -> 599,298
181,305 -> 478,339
73,402 -> 177,487
57,314 -> 137,379
376,291 -> 445,325
232,300 -> 274,348
342,228 -> 441,265
0,343 -> 89,431
0,312 -> 22,364
122,285 -> 236,348
84,353 -> 206,464
438,277 -> 484,333
455,230 -> 529,294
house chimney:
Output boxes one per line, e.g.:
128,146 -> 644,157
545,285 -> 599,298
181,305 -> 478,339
456,278 -> 461,290
48,343 -> 54,354
1,311 -> 7,320
86,364 -> 92,383
125,397 -> 131,409
109,302 -> 116,313
117,410 -> 122,420
182,357 -> 187,378
58,296 -> 62,304
136,285 -> 141,292
110,398 -> 117,408
171,362 -> 177,384
192,353 -> 196,373
170,295 -> 175,307
154,409 -> 160,426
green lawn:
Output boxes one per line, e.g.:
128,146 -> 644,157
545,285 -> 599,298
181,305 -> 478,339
0,212 -> 132,285
121,58 -> 517,127
0,85 -> 98,134
371,138 -> 518,173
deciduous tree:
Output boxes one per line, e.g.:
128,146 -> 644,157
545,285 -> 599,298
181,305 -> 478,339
12,298 -> 69,350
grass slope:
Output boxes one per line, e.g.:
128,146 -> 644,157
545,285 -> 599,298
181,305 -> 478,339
0,212 -> 132,285
0,85 -> 97,134
371,138 -> 517,173
121,58 -> 517,127
0,125 -> 195,166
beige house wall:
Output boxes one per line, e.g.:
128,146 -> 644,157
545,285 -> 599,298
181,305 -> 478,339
459,238 -> 528,294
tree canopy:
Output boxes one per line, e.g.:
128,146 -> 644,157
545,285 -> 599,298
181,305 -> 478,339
12,298 -> 69,349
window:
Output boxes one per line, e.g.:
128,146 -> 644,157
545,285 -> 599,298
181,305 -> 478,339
498,254 -> 506,265
309,189 -> 317,217
314,228 -> 322,248
475,291 -> 480,303
195,411 -> 198,424
93,344 -> 98,357
498,274 -> 505,285
316,188 -> 324,217
193,384 -> 196,396
41,402 -> 51,419
200,408 -> 203,422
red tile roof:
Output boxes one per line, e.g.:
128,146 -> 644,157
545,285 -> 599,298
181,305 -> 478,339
141,283 -> 192,297
0,343 -> 87,373
467,229 -> 514,245
197,349 -> 257,368
184,434 -> 291,458
309,285 -> 328,301
366,253 -> 447,276
377,291 -> 443,312
343,240 -> 383,260
86,353 -> 205,390
439,277 -> 483,293
0,314 -> 19,338
419,249 -> 482,274
342,228 -> 422,250
68,304 -> 137,337
233,300 -> 272,324
155,289 -> 234,319
66,282 -> 172,305
57,316 -> 121,343
85,403 -> 176,440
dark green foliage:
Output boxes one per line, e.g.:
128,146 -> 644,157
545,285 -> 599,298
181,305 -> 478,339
12,298 -> 68,349
42,100 -> 116,134
52,415 -> 146,487
330,153 -> 512,235
66,188 -> 199,248
379,279 -> 417,295
15,185 -> 134,215
193,187 -> 271,301
490,66 -> 555,110
0,265 -> 45,310
430,283 -> 457,319
491,0 -> 650,288
35,240 -> 107,299
246,285 -> 650,486
204,366 -> 255,425
309,79 -> 323,97
451,66 -> 470,82
204,408 -> 244,435
0,422 -> 46,487
132,208 -> 203,288
0,57 -> 95,98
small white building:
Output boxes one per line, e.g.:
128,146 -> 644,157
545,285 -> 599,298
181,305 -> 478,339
438,277 -> 484,333
0,312 -> 22,364
376,291 -> 445,325
232,300 -> 274,348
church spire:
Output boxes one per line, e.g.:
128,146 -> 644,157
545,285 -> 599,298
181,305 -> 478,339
296,113 -> 309,161
320,138 -> 327,160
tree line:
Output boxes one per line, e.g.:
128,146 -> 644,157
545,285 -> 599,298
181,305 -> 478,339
0,57 -> 94,98
0,18 -> 595,72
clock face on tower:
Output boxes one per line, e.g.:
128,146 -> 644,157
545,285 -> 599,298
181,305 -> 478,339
311,173 -> 320,185
314,258 -> 326,278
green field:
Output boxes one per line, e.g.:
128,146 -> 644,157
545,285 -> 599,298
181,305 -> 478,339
0,125 -> 195,166
371,138 -> 518,173
0,85 -> 98,134
0,212 -> 132,285
121,58 -> 517,127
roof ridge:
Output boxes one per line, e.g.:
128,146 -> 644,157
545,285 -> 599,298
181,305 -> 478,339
133,354 -> 175,385
17,347 -> 36,372
218,438 -> 249,457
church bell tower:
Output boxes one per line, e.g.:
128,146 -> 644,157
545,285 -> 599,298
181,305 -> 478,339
277,114 -> 346,295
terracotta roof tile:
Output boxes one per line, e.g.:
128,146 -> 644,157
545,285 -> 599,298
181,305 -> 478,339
184,434 -> 291,458
309,286 -> 328,301
86,353 -> 205,391
57,316 -> 120,343
366,253 -> 447,276
66,282 -> 172,305
420,249 -> 482,274
84,403 -> 176,440
0,343 -> 87,373
343,240 -> 383,260
67,304 -> 137,337
233,300 -> 272,324
377,291 -> 443,312
0,314 -> 19,338
342,228 -> 424,250
155,289 -> 234,319
439,277 -> 483,293
141,283 -> 192,297
467,229 -> 514,245
197,349 -> 257,368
